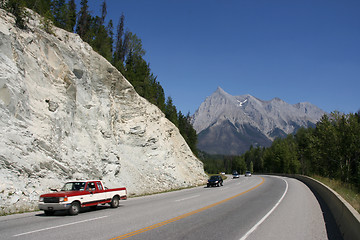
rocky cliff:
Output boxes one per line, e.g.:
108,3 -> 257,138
0,9 -> 207,214
192,87 -> 327,155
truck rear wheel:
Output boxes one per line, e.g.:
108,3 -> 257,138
68,202 -> 80,215
110,196 -> 119,208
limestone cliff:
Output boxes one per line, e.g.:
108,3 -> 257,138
0,9 -> 207,214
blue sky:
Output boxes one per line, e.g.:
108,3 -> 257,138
82,0 -> 360,114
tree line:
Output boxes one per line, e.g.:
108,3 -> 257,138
202,111 -> 360,190
0,0 -> 198,155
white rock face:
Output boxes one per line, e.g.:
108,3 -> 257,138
191,87 -> 327,155
0,9 -> 207,214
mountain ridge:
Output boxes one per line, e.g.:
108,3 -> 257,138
191,87 -> 326,155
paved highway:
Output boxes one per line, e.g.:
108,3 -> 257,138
0,175 -> 342,240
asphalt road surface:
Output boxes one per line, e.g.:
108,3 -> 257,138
0,175 -> 343,240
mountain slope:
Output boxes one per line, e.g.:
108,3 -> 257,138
191,87 -> 326,155
0,9 -> 207,214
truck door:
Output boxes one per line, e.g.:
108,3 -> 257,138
86,182 -> 99,203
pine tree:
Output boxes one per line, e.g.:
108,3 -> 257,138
76,0 -> 90,42
89,1 -> 112,62
52,0 -> 67,29
66,0 -> 76,32
107,19 -> 114,54
165,97 -> 178,127
91,19 -> 112,61
113,13 -> 125,69
100,0 -> 106,26
127,32 -> 145,58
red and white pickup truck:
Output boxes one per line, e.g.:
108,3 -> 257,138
38,180 -> 127,215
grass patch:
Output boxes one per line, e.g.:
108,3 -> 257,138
311,175 -> 360,213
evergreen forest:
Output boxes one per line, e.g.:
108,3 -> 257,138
2,0 -> 359,191
200,111 -> 360,190
0,0 -> 198,155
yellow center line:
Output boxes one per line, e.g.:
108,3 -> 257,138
110,177 -> 265,240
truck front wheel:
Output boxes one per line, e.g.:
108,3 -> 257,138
110,196 -> 119,208
68,202 -> 80,215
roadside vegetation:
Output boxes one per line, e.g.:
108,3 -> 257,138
0,0 -> 198,156
312,175 -> 360,213
201,111 -> 360,212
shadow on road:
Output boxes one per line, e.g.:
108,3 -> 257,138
307,185 -> 344,240
36,204 -> 125,217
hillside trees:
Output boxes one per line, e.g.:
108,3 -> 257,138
178,112 -> 198,155
251,111 -> 359,189
51,0 -> 67,29
263,135 -> 299,174
164,97 -> 178,126
198,153 -> 247,174
113,13 -> 127,71
51,0 -> 76,32
76,0 -> 90,42
1,0 -> 27,29
66,0 -> 76,32
25,0 -> 52,16
201,110 -> 359,190
2,0 -> 198,156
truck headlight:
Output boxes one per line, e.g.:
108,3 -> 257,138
59,197 -> 68,202
39,197 -> 44,202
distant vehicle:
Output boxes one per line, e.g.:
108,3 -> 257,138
245,171 -> 252,177
207,175 -> 223,187
220,172 -> 226,175
232,171 -> 240,178
38,180 -> 127,215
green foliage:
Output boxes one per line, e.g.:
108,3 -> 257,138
40,9 -> 54,34
66,0 -> 76,32
76,0 -> 90,41
164,97 -> 178,127
113,13 -> 126,70
1,0 -> 27,29
256,112 -> 359,190
178,112 -> 198,155
199,111 -> 360,192
89,16 -> 113,61
51,0 -> 67,29
263,135 -> 299,174
198,152 -> 247,174
25,0 -> 52,16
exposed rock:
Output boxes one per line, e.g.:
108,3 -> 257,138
0,9 -> 207,215
192,87 -> 327,155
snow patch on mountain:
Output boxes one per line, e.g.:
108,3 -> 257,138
191,87 -> 327,155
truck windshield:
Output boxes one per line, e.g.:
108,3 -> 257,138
61,182 -> 86,191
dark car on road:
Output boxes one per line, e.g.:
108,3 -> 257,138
207,175 -> 223,187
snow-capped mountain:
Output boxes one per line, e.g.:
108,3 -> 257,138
191,87 -> 327,155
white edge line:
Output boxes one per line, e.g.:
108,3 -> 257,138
175,194 -> 200,202
239,177 -> 289,240
13,215 -> 108,237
